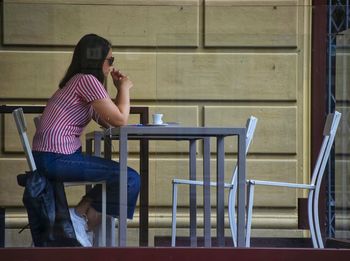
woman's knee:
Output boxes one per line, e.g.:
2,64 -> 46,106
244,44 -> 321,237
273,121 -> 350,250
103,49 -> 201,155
128,167 -> 141,192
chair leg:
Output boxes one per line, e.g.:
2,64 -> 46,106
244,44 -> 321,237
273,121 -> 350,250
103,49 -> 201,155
313,187 -> 324,248
101,182 -> 107,247
92,182 -> 108,247
0,207 -> 4,248
228,186 -> 237,247
245,183 -> 255,247
171,183 -> 178,247
106,217 -> 115,246
308,190 -> 318,248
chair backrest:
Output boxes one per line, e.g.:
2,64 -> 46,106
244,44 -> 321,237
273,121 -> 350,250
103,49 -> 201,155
308,111 -> 341,248
228,115 -> 258,246
230,116 -> 258,185
12,108 -> 37,172
33,115 -> 41,129
310,111 -> 341,186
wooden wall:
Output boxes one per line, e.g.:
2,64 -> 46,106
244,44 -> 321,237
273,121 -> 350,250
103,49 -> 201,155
0,0 -> 312,246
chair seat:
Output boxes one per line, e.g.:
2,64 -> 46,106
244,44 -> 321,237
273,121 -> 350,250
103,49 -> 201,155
64,181 -> 105,186
172,179 -> 233,188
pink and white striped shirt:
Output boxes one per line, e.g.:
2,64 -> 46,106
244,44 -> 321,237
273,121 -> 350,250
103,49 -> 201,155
32,74 -> 108,154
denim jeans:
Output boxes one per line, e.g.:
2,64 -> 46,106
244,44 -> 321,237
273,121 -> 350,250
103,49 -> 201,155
33,148 -> 140,219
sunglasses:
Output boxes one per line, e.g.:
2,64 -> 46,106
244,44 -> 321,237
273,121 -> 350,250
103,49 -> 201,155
105,56 -> 115,66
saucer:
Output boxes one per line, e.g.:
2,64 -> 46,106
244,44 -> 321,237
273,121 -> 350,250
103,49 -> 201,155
145,123 -> 168,126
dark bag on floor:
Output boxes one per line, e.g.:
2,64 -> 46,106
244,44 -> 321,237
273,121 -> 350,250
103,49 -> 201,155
17,170 -> 80,247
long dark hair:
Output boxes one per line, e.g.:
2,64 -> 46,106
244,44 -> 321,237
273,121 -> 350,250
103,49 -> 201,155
59,34 -> 111,88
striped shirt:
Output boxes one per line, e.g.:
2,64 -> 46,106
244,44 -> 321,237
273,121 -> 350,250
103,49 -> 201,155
32,73 -> 109,154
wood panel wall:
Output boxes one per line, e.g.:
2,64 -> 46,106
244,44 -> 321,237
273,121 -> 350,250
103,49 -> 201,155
0,0 -> 312,246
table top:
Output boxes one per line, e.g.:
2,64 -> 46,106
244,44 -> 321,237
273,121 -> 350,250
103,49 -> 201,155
104,125 -> 246,137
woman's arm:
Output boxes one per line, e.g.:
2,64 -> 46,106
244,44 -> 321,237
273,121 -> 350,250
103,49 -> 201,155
91,69 -> 133,127
92,109 -> 110,128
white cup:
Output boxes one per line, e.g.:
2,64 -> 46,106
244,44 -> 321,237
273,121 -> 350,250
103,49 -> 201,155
152,113 -> 163,125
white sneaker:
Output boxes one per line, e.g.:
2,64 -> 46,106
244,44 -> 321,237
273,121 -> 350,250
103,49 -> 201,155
69,208 -> 93,247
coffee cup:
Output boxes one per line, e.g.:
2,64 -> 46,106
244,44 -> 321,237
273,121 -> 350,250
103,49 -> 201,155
152,113 -> 163,125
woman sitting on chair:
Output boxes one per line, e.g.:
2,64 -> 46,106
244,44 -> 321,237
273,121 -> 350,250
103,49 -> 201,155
32,34 -> 140,247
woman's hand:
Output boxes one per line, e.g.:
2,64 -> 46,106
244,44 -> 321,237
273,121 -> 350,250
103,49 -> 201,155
111,68 -> 133,91
92,68 -> 132,126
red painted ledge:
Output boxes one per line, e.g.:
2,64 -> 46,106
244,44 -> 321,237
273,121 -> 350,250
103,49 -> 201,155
1,247 -> 350,261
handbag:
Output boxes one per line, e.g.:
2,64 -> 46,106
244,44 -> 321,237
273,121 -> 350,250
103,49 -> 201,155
17,171 -> 80,247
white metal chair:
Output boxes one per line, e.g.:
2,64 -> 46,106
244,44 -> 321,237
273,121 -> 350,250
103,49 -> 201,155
13,107 -> 107,246
245,111 -> 341,248
171,116 -> 258,247
35,115 -> 113,246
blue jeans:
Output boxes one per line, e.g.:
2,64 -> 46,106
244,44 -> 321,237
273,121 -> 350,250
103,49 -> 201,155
32,148 -> 140,219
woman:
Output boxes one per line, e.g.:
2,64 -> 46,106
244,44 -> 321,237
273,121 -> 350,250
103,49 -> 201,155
32,34 -> 140,247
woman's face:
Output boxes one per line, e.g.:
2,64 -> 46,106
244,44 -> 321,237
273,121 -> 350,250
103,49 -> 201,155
103,49 -> 114,77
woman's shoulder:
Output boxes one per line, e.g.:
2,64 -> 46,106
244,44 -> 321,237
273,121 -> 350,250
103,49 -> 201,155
74,74 -> 108,100
77,73 -> 102,86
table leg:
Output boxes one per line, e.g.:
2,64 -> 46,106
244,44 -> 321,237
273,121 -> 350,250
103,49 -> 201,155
104,134 -> 119,247
104,135 -> 112,161
118,129 -> 128,246
86,138 -> 92,156
203,137 -> 211,247
0,207 -> 4,247
94,133 -> 107,247
85,137 -> 94,191
216,136 -> 225,246
237,130 -> 246,247
139,139 -> 149,246
189,139 -> 197,247
93,132 -> 101,156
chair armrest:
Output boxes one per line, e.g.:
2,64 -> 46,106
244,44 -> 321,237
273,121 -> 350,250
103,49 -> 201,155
248,179 -> 315,190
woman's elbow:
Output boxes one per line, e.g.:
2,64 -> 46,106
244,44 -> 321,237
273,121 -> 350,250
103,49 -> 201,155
109,115 -> 128,127
119,118 -> 128,126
